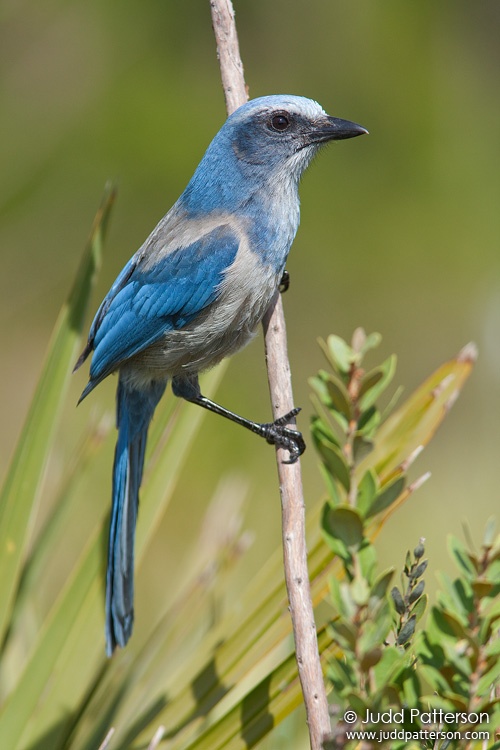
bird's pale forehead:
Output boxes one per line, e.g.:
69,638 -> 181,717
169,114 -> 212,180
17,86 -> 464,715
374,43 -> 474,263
236,95 -> 327,121
270,98 -> 326,119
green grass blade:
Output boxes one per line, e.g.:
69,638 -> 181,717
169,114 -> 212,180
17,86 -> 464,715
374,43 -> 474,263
0,369 -> 225,750
0,184 -> 115,650
130,627 -> 330,750
0,420 -> 111,684
0,529 -> 105,750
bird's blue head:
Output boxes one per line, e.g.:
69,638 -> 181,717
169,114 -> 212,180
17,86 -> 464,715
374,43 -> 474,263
224,95 -> 366,171
180,94 -> 367,215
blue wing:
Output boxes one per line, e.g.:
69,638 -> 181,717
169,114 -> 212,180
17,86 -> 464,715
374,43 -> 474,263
78,222 -> 240,399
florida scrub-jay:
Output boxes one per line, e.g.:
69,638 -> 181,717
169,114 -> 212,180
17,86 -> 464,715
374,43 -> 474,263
75,94 -> 367,654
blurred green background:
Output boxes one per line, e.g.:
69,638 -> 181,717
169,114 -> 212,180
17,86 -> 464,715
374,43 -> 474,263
1,0 -> 499,634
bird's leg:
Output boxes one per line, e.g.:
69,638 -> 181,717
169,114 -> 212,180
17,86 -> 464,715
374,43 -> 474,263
279,269 -> 290,293
172,375 -> 305,463
196,396 -> 305,463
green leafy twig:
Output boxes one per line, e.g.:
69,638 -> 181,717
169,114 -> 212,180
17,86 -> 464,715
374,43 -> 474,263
312,331 -> 500,748
391,539 -> 427,647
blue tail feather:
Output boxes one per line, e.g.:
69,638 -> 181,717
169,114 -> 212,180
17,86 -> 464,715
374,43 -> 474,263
105,375 -> 166,656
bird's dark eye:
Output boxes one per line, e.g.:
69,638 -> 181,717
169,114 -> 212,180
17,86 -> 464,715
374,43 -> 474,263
270,113 -> 290,132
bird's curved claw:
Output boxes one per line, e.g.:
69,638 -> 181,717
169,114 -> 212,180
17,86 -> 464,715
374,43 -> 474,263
263,407 -> 306,463
279,270 -> 290,293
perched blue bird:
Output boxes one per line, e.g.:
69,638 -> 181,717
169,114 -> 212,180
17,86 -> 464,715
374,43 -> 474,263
75,94 -> 367,655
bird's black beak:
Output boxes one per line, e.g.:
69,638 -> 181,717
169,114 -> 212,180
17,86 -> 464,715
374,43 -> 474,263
305,116 -> 368,145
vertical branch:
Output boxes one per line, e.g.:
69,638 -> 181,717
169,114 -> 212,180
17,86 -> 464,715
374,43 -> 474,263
262,295 -> 332,750
210,0 -> 248,113
209,2 -> 331,749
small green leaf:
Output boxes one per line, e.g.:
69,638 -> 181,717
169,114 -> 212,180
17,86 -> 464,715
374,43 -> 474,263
359,647 -> 382,672
324,334 -> 355,373
325,375 -> 353,420
358,355 -> 397,411
410,593 -> 428,623
485,638 -> 500,659
448,535 -> 477,578
359,331 -> 382,357
482,596 -> 500,629
370,568 -> 395,601
409,580 -> 425,604
329,618 -> 357,651
431,608 -> 469,641
365,476 -> 406,519
358,369 -> 384,398
327,656 -> 357,692
329,409 -> 349,434
411,560 -> 428,580
310,413 -> 341,449
322,530 -> 350,562
373,646 -> 406,690
356,405 -> 380,437
357,469 -> 379,516
358,540 -> 378,582
309,372 -> 333,407
316,441 -> 351,492
483,516 -> 496,548
352,435 -> 373,463
471,579 -> 496,599
351,574 -> 370,606
435,572 -> 473,621
477,659 -> 500,696
322,506 -> 364,552
318,463 -> 346,505
359,601 -> 393,653
321,504 -> 351,561
397,615 -> 416,646
391,587 -> 405,615
404,550 -> 412,575
329,575 -> 353,619
402,668 -> 421,708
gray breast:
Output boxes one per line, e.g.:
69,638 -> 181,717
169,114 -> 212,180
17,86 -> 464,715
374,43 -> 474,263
130,247 -> 279,378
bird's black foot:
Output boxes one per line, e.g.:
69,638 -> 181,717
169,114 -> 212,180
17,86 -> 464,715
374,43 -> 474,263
279,270 -> 290,293
261,408 -> 306,464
